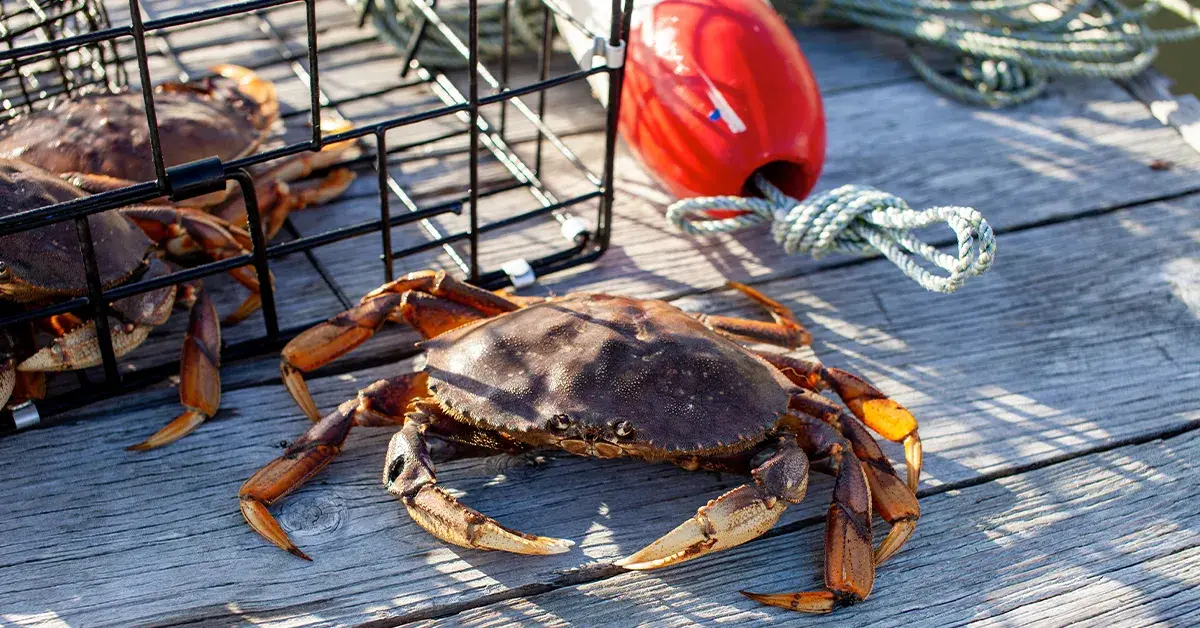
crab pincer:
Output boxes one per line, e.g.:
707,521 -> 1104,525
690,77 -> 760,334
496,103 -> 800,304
0,161 -> 240,449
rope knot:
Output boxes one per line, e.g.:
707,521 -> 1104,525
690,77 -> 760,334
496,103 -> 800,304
666,173 -> 996,294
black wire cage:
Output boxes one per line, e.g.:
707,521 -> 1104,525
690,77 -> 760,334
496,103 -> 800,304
0,0 -> 632,433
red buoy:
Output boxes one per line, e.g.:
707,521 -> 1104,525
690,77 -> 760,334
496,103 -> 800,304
618,0 -> 826,211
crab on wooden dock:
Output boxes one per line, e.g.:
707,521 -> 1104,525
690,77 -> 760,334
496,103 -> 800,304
239,271 -> 922,613
0,64 -> 361,260
0,159 -> 258,449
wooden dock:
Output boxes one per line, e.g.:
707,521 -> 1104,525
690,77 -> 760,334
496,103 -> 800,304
2,0 -> 1199,625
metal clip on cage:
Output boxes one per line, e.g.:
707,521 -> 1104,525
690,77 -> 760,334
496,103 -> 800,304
0,0 -> 633,432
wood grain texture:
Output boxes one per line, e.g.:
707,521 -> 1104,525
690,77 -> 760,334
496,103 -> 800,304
2,196 -> 1196,626
421,429 -> 1200,627
1124,70 -> 1200,156
297,73 -> 1200,308
5,0 -> 1200,625
118,0 -> 1200,315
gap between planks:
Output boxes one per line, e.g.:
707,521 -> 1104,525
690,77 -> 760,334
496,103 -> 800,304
414,428 -> 1200,627
37,0 -> 1200,422
2,191 -> 1197,626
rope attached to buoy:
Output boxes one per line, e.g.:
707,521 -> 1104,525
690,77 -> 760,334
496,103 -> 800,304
666,173 -> 996,293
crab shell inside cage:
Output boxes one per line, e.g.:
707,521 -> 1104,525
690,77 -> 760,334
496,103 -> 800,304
0,64 -> 362,246
556,0 -> 826,216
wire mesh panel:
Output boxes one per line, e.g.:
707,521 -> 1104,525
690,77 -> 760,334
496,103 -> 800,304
0,0 -> 631,433
0,0 -> 126,114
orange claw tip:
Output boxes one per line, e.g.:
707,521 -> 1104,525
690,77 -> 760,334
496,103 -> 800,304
239,498 -> 311,561
126,409 -> 208,451
904,432 -> 924,493
857,398 -> 918,442
874,519 -> 917,566
741,590 -> 837,613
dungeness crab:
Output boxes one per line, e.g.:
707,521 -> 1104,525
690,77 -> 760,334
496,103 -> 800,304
0,65 -> 360,278
239,271 -> 922,612
0,159 -> 253,449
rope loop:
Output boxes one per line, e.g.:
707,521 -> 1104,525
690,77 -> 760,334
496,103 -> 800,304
666,173 -> 996,293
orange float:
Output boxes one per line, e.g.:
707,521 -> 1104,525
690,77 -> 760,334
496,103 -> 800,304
617,0 -> 826,210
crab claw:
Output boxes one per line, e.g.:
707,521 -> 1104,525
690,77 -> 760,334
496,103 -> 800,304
18,320 -> 152,372
616,484 -> 788,570
823,367 -> 921,492
0,357 -> 14,410
385,416 -> 574,556
403,485 -> 575,555
740,590 -> 839,613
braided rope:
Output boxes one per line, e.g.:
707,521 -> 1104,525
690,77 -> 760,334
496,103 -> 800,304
666,174 -> 996,293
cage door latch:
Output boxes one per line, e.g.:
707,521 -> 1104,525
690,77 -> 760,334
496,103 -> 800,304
561,216 -> 591,243
11,401 -> 40,430
588,36 -> 626,69
604,40 -> 626,69
502,259 -> 537,289
167,157 -> 227,202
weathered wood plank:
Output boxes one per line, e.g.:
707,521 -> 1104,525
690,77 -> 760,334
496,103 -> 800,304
422,429 -> 1200,627
2,195 -> 1196,626
287,73 -> 1200,307
119,0 -> 966,311
6,3 -> 1199,626
114,0 -> 1200,320
1124,69 -> 1200,157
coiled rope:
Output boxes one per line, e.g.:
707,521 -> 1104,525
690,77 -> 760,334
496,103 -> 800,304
666,174 -> 996,293
359,0 -> 1200,107
358,0 -> 1003,292
787,0 -> 1200,106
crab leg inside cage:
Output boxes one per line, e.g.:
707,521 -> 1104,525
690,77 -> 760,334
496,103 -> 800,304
0,0 -> 634,434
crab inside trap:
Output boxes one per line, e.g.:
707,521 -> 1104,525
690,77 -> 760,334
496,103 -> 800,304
0,0 -> 621,421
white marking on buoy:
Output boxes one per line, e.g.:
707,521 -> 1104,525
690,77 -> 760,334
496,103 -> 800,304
696,69 -> 747,134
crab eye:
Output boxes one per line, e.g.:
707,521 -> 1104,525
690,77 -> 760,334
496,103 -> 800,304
0,261 -> 9,280
549,414 -> 572,431
613,420 -> 635,438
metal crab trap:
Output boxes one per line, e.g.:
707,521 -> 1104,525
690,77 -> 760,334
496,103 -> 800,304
0,0 -> 632,434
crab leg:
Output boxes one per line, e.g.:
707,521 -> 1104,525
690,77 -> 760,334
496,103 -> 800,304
0,325 -> 17,409
239,372 -> 429,559
281,270 -> 517,421
254,170 -> 355,240
122,206 -> 268,325
63,173 -> 173,201
128,288 -> 221,451
743,414 -> 874,613
215,124 -> 361,240
789,388 -> 920,565
758,351 -> 921,492
0,361 -> 46,411
384,402 -> 574,555
616,437 -> 809,570
694,282 -> 811,348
